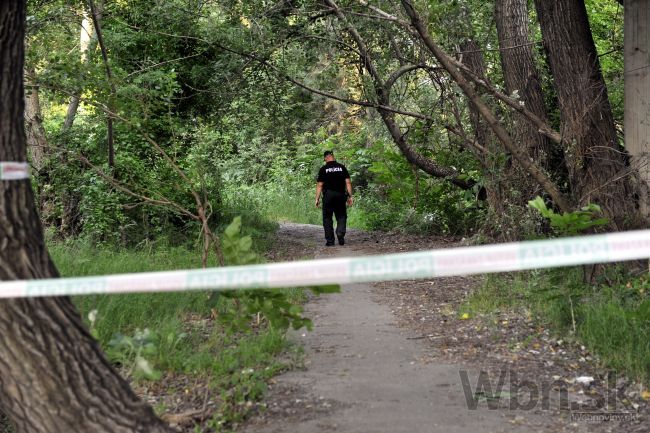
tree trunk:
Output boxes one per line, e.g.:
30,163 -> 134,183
0,3 -> 174,432
400,0 -> 573,212
24,70 -> 47,171
461,40 -> 502,211
62,10 -> 95,132
494,0 -> 553,170
60,8 -> 97,237
534,0 -> 639,229
88,0 -> 116,168
461,39 -> 527,239
625,0 -> 650,219
460,40 -> 492,159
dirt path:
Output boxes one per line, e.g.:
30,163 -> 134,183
244,223 -> 649,433
246,224 -> 567,433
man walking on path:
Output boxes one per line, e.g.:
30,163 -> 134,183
316,151 -> 353,246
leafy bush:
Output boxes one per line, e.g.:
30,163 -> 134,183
528,196 -> 608,236
217,217 -> 339,332
62,216 -> 337,381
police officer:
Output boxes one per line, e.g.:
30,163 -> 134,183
315,150 -> 353,246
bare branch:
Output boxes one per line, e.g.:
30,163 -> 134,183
31,79 -> 224,265
77,154 -> 199,220
355,0 -> 564,146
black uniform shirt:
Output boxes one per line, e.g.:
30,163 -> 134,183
317,161 -> 350,193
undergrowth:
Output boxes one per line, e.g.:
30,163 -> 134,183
223,183 -> 321,226
466,198 -> 650,385
465,267 -> 650,386
221,181 -> 479,234
46,217 -> 330,431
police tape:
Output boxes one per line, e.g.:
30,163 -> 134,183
2,229 -> 650,298
0,162 -> 30,180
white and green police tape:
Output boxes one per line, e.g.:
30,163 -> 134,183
0,162 -> 30,180
3,229 -> 650,298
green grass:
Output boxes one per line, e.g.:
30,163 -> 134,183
221,179 -> 458,233
50,238 -> 221,276
49,240 -> 217,344
578,279 -> 650,384
222,181 -> 377,229
464,268 -> 650,385
223,183 -> 320,226
47,238 -> 304,430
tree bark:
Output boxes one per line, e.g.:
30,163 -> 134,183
460,40 -> 508,217
624,0 -> 650,219
494,0 -> 553,169
24,70 -> 47,171
460,40 -> 492,161
534,0 -> 639,228
0,3 -> 174,432
461,39 -> 535,239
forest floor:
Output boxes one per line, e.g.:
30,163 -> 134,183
240,223 -> 648,433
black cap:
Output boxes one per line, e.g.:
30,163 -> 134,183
323,150 -> 334,158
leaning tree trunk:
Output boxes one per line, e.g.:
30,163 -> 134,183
0,3 -> 174,432
324,0 -> 474,190
400,0 -> 572,212
534,0 -> 639,229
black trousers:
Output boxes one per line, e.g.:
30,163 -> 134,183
322,190 -> 347,243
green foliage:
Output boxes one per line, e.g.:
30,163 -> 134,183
218,217 -> 340,332
50,221 -> 315,428
106,328 -> 163,381
578,274 -> 650,383
58,214 -> 332,353
222,216 -> 257,265
227,123 -> 483,235
585,0 -> 625,123
28,0 -> 494,242
223,182 -> 321,226
528,196 -> 608,236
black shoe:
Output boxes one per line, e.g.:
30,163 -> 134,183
325,241 -> 335,247
338,236 -> 345,246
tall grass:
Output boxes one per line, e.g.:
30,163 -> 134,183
223,183 -> 321,225
49,240 -> 213,344
47,237 -> 303,428
221,181 -> 433,231
579,280 -> 650,384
